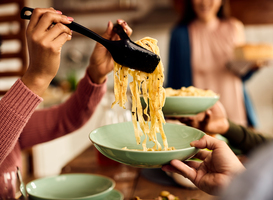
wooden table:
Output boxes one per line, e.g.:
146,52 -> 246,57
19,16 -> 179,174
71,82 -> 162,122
61,145 -> 215,200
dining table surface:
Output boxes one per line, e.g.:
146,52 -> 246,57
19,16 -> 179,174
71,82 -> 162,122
61,145 -> 216,200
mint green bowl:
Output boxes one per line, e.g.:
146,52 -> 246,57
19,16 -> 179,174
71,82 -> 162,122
26,174 -> 115,200
162,96 -> 219,116
89,122 -> 205,168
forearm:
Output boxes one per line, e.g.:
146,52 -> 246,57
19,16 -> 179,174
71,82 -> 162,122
0,80 -> 42,164
19,71 -> 107,149
223,120 -> 270,154
226,60 -> 256,79
87,66 -> 107,85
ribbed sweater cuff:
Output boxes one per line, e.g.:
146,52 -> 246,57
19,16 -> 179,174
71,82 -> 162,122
77,71 -> 107,100
1,79 -> 43,119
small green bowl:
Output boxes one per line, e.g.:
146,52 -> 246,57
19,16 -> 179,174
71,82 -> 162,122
162,96 -> 219,116
26,174 -> 115,200
89,122 -> 205,168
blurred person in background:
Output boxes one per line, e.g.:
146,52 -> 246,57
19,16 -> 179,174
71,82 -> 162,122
166,0 -> 260,128
0,7 -> 131,198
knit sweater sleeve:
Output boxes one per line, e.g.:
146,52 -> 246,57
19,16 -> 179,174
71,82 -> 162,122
0,80 -> 42,165
19,72 -> 107,149
224,120 -> 271,155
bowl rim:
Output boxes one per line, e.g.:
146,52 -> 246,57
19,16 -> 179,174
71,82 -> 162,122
89,122 -> 205,153
164,96 -> 219,99
141,95 -> 220,100
26,173 -> 116,200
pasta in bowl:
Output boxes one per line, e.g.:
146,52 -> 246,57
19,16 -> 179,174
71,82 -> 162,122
162,86 -> 219,117
89,122 -> 205,168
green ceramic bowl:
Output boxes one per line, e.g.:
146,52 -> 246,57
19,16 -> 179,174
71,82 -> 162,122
89,122 -> 205,168
162,96 -> 219,117
26,174 -> 115,200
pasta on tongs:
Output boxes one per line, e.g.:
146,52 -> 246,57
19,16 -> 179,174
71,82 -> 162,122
112,37 -> 174,151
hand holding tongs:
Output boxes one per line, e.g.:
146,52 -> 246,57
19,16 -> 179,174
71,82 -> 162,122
20,7 -> 160,73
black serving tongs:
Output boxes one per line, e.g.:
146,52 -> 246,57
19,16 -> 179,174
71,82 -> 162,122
21,7 -> 160,73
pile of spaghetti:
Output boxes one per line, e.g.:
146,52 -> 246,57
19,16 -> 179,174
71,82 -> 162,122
111,37 -> 174,151
165,86 -> 218,97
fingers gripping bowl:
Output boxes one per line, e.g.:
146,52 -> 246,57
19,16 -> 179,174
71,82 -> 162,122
89,122 -> 205,168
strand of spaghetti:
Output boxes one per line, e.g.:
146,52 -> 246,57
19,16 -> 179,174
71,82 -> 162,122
129,79 -> 142,144
141,75 -> 150,121
135,74 -> 148,135
119,67 -> 128,108
111,64 -> 120,107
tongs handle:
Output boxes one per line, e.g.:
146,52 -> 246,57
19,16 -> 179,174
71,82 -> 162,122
20,7 -> 110,46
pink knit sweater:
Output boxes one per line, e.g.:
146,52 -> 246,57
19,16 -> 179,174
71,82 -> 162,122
0,72 -> 106,176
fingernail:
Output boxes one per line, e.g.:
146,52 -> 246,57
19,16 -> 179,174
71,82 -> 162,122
56,10 -> 62,14
67,17 -> 74,22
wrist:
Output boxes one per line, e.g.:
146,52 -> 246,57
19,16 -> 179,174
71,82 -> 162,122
21,71 -> 53,97
220,119 -> 230,135
87,66 -> 106,84
213,119 -> 230,135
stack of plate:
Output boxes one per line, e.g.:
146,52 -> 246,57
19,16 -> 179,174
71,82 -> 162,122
26,173 -> 123,200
